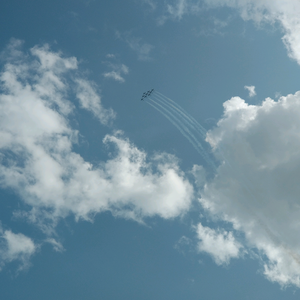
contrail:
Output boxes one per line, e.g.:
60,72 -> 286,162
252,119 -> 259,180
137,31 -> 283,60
150,93 -> 217,171
146,99 -> 207,159
147,98 -> 208,156
153,93 -> 205,139
148,97 -> 204,153
150,97 -> 212,162
155,91 -> 207,138
153,92 -> 222,170
148,97 -> 217,171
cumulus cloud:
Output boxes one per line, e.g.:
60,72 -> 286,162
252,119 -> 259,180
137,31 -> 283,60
0,229 -> 36,271
196,224 -> 242,265
244,85 -> 256,97
199,91 -> 300,286
103,63 -> 129,82
0,39 -> 193,244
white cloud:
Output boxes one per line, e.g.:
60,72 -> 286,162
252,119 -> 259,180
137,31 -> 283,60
0,229 -> 36,271
45,238 -> 65,252
196,224 -> 242,265
75,78 -> 115,123
244,85 -> 256,97
199,91 -> 300,286
103,63 -> 129,82
0,40 -> 193,241
0,39 -> 113,125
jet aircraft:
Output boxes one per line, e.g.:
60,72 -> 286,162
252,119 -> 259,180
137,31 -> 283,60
141,89 -> 154,100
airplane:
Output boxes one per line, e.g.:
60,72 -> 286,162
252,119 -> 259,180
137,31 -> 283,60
141,89 -> 154,100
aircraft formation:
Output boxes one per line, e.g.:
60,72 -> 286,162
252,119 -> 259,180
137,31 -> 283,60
141,89 -> 154,100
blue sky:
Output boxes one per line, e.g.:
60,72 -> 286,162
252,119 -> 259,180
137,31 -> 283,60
1,0 -> 300,299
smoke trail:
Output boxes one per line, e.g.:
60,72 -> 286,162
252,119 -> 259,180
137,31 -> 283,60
150,94 -> 217,171
152,99 -> 212,162
146,99 -> 207,159
155,91 -> 207,138
148,97 -> 204,154
148,97 -> 217,171
147,98 -> 208,157
153,92 -> 223,171
153,93 -> 205,139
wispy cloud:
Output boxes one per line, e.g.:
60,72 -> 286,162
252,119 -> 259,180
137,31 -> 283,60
161,0 -> 300,65
140,0 -> 157,10
158,1 -> 300,65
215,0 -> 300,65
166,0 -> 188,20
75,78 -> 115,123
116,31 -> 154,61
65,10 -> 98,34
244,85 -> 256,97
193,16 -> 231,36
127,38 -> 154,61
103,63 -> 129,82
106,53 -> 115,58
45,238 -> 65,252
158,0 -> 202,25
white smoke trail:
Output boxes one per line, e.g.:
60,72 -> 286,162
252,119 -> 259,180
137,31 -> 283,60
150,95 -> 217,171
153,93 -> 204,138
147,98 -> 208,155
148,97 -> 218,172
146,99 -> 207,159
155,91 -> 207,138
151,97 -> 212,163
